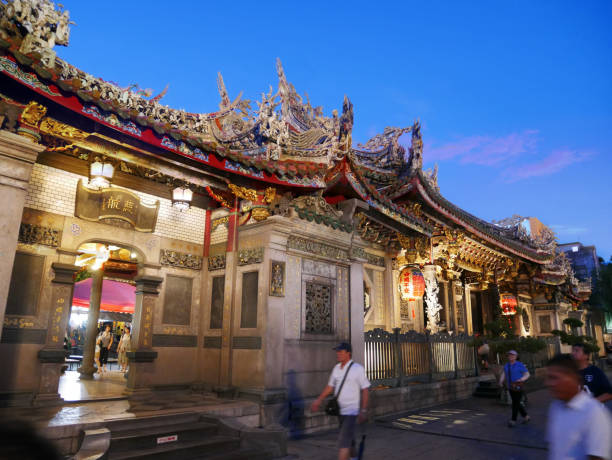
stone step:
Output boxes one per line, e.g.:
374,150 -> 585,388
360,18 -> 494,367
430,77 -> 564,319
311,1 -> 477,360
108,421 -> 218,453
108,435 -> 241,460
105,412 -> 202,432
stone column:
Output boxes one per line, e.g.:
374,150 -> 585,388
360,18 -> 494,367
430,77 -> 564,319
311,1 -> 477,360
219,204 -> 239,388
78,269 -> 104,379
383,257 -> 396,331
126,275 -> 162,395
0,130 -> 45,341
349,262 -> 365,365
465,284 -> 474,335
35,263 -> 80,406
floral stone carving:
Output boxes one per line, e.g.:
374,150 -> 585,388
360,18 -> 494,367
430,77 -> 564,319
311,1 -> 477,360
159,249 -> 202,270
238,247 -> 264,266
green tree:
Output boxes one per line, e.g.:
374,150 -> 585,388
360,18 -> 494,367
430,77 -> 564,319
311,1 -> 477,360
590,257 -> 612,314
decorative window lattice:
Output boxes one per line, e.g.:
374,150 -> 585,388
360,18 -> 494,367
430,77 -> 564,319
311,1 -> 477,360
305,282 -> 332,334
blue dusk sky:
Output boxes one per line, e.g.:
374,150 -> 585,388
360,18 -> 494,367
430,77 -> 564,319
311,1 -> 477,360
56,1 -> 612,259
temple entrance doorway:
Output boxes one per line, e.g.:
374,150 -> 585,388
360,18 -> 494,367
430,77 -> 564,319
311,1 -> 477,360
59,242 -> 139,402
470,291 -> 484,335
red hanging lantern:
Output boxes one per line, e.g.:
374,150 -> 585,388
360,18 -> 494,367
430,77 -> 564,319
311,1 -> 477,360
399,267 -> 425,300
500,293 -> 517,316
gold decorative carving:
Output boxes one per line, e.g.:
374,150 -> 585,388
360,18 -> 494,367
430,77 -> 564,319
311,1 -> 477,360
270,260 -> 285,297
211,215 -> 230,231
20,102 -> 47,127
251,207 -> 271,221
238,247 -> 264,265
228,183 -> 258,202
264,187 -> 277,204
40,117 -> 89,139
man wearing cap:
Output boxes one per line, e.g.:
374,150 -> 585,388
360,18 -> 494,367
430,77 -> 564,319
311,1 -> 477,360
499,350 -> 531,427
311,342 -> 370,460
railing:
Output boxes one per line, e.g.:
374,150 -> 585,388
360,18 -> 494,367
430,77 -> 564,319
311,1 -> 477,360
365,328 -> 477,387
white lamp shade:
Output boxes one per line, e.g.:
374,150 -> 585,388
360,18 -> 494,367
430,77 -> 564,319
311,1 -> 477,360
89,160 -> 114,189
172,187 -> 193,211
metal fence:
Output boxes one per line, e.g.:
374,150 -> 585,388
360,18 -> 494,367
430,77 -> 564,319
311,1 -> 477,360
364,328 -> 478,387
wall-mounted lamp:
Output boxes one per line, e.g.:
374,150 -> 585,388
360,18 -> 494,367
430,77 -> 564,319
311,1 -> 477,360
89,157 -> 114,189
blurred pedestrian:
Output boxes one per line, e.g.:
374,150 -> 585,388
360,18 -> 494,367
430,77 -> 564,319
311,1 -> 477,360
546,354 -> 611,460
571,343 -> 612,403
498,350 -> 530,427
478,340 -> 490,371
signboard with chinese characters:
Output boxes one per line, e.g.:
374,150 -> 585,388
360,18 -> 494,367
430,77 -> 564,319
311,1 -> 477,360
75,179 -> 159,232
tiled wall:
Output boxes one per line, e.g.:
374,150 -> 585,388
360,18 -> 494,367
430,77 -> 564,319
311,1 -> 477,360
25,163 -> 206,244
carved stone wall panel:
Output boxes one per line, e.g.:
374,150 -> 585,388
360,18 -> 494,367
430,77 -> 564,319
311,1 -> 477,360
270,261 -> 285,297
287,235 -> 348,261
305,282 -> 332,334
238,247 -> 264,266
18,223 -> 60,247
160,249 -> 202,270
208,254 -> 226,271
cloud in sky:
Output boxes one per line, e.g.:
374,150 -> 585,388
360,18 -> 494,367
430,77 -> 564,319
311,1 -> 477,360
503,149 -> 593,182
549,224 -> 589,236
422,131 -> 594,182
425,130 -> 539,166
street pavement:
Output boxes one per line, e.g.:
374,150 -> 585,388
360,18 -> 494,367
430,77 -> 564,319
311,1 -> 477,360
284,387 -> 612,460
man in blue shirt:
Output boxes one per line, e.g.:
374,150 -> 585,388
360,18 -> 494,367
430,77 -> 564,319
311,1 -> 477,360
499,350 -> 531,427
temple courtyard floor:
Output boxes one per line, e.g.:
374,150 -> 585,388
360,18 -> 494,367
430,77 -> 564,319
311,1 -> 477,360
283,384 -> 612,460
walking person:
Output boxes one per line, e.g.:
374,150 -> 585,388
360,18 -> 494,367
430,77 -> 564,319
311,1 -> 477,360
546,354 -> 612,460
498,350 -> 530,427
311,342 -> 370,460
478,339 -> 490,371
98,324 -> 113,373
94,333 -> 102,374
117,327 -> 131,373
571,343 -> 612,403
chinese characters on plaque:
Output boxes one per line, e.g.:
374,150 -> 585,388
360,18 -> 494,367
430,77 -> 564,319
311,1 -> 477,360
75,179 -> 159,232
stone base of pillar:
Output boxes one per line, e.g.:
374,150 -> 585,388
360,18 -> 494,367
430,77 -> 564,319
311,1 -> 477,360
32,392 -> 64,407
77,365 -> 96,380
123,386 -> 156,401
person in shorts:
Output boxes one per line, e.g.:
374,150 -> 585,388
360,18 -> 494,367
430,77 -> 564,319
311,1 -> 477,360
311,342 -> 370,460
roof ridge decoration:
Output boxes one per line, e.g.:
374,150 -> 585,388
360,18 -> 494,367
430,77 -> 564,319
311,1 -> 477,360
0,1 -> 354,169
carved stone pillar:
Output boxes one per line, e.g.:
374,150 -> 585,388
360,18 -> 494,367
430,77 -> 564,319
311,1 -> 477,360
423,264 -> 441,333
219,204 -> 239,388
34,263 -> 79,406
126,275 -> 162,396
349,262 -> 365,364
78,269 -> 104,379
0,130 -> 45,341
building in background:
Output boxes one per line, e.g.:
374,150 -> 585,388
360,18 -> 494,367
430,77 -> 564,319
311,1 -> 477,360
558,242 -> 607,355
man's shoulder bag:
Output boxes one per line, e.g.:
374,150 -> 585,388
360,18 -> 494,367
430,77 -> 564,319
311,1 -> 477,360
325,362 -> 354,417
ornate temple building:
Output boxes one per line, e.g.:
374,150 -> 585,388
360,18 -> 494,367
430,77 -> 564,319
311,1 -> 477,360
0,0 -> 591,414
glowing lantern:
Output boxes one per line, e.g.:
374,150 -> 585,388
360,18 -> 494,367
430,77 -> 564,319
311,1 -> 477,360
399,267 -> 425,300
172,186 -> 193,211
500,293 -> 517,316
89,158 -> 114,189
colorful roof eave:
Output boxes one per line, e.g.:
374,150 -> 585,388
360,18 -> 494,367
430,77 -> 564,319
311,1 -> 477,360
0,48 -> 327,190
410,171 -> 553,264
341,157 -> 434,236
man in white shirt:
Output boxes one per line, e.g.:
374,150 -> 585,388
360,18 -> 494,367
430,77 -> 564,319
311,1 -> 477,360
311,342 -> 370,460
546,353 -> 612,460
